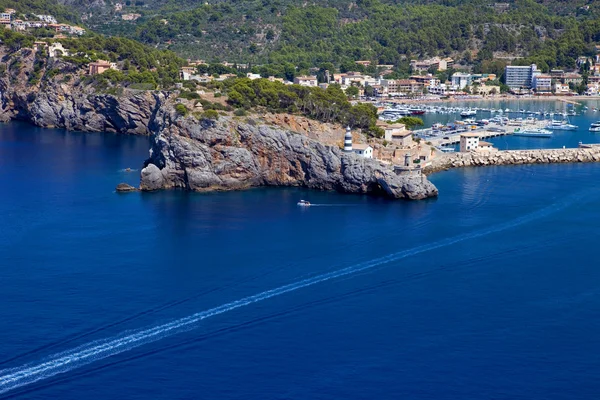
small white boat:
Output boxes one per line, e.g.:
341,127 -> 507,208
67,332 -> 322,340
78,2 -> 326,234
546,120 -> 578,131
513,128 -> 552,138
297,200 -> 311,207
590,122 -> 600,132
460,109 -> 477,117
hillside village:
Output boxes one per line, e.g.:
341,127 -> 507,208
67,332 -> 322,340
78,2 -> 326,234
0,8 -> 85,36
178,53 -> 600,99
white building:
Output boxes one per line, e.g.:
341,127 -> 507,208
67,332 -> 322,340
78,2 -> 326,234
533,75 -> 552,92
451,73 -> 474,89
585,85 -> 599,96
428,83 -> 459,95
35,15 -> 57,24
353,144 -> 373,159
505,64 -> 540,89
477,141 -> 497,152
293,75 -> 318,87
459,133 -> 479,152
554,82 -> 570,94
246,73 -> 261,80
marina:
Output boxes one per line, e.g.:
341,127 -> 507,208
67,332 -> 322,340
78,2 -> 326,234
375,98 -> 600,152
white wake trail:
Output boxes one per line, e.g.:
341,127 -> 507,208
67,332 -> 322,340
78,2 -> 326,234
0,192 -> 586,395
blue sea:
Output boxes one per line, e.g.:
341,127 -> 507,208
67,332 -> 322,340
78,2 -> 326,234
1,119 -> 600,399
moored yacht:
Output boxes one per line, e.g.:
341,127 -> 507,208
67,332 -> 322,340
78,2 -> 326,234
460,109 -> 477,117
513,127 -> 552,138
590,122 -> 600,132
546,120 -> 578,131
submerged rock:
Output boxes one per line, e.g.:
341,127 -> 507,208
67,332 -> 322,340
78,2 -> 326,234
115,183 -> 138,192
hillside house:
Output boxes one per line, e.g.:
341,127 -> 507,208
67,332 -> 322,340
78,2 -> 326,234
293,75 -> 318,87
35,15 -> 57,24
88,60 -> 117,75
410,57 -> 447,72
121,13 -> 141,21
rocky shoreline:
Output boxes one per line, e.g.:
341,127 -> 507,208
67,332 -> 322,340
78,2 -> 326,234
423,147 -> 600,174
139,110 -> 439,200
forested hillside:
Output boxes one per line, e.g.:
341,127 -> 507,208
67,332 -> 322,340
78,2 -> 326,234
8,0 -> 600,74
68,0 -> 600,72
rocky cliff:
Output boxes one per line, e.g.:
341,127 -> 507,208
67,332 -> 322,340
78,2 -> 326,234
140,108 -> 438,200
0,47 -> 438,200
0,48 -> 164,134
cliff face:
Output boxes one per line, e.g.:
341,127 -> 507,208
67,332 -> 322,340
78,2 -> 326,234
0,49 -> 163,135
0,47 -> 438,200
140,108 -> 438,200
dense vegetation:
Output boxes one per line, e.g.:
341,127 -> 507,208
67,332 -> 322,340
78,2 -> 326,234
217,78 -> 382,135
78,0 -> 600,75
61,35 -> 184,87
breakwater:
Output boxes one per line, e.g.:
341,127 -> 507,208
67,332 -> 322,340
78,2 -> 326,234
424,147 -> 600,174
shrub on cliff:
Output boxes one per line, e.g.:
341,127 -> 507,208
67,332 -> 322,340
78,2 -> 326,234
175,104 -> 189,116
223,78 -> 378,134
201,110 -> 219,120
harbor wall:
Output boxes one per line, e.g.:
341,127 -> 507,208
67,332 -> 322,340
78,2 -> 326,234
423,147 -> 600,174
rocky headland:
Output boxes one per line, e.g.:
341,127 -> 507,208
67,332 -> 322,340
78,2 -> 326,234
0,47 -> 438,200
140,107 -> 438,199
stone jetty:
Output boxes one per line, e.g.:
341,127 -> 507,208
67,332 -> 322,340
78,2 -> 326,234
424,147 -> 600,174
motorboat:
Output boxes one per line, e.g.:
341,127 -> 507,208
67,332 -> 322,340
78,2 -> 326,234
546,120 -> 578,131
460,109 -> 477,117
409,107 -> 426,115
297,200 -> 311,206
590,122 -> 600,132
513,128 -> 552,138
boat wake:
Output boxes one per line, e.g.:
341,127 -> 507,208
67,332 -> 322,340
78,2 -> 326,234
0,190 -> 591,396
303,204 -> 356,207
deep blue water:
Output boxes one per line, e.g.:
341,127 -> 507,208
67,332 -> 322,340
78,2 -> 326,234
1,121 -> 600,399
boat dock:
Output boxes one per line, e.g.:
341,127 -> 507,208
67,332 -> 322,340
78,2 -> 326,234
415,119 -> 553,148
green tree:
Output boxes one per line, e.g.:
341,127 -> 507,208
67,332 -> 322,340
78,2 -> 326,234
345,86 -> 359,99
396,116 -> 424,130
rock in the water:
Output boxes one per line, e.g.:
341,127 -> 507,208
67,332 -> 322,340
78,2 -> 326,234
115,183 -> 138,192
140,163 -> 165,191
